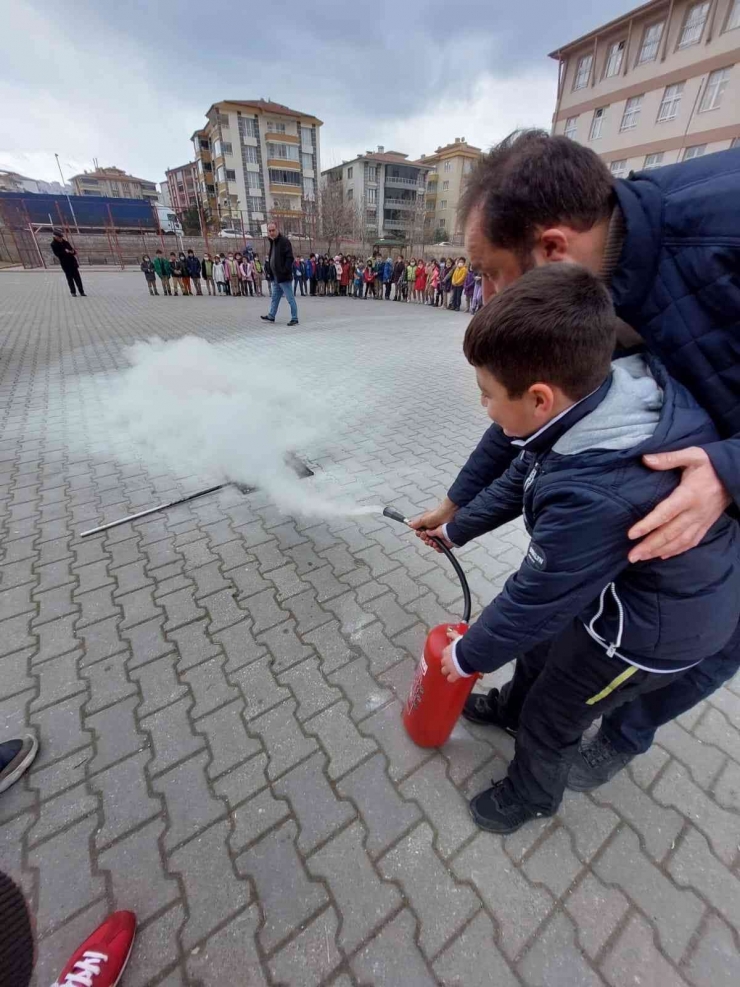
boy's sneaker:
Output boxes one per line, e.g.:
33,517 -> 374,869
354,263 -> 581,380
566,732 -> 634,792
461,688 -> 518,735
51,911 -> 136,987
0,735 -> 38,794
469,778 -> 549,834
287,319 -> 299,326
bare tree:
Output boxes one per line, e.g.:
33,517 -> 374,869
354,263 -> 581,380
320,180 -> 359,257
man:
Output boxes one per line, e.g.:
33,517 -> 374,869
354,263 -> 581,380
412,131 -> 740,791
50,230 -> 85,296
293,256 -> 306,297
186,249 -> 202,295
261,222 -> 299,326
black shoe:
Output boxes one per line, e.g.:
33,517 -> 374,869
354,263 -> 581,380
0,735 -> 38,794
260,315 -> 275,322
469,778 -> 549,834
461,688 -> 518,735
70,292 -> 77,297
566,731 -> 634,792
287,318 -> 299,326
79,293 -> 86,296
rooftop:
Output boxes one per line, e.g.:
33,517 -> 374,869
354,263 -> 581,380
413,138 -> 482,164
208,98 -> 323,125
72,166 -> 156,185
548,0 -> 666,57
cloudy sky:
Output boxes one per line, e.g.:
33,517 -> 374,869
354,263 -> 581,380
2,0 -> 633,184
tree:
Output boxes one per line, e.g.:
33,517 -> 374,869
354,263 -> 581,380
319,180 -> 359,257
180,206 -> 201,236
433,227 -> 448,244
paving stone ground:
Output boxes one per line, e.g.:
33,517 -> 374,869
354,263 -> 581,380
1,270 -> 739,987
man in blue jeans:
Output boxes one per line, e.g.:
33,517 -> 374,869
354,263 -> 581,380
412,131 -> 740,791
261,221 -> 299,326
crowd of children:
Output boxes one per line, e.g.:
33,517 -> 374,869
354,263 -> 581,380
141,247 -> 480,312
144,248 -> 266,297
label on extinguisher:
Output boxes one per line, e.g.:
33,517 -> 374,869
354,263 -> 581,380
419,654 -> 428,676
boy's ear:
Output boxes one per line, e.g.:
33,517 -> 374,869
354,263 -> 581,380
528,382 -> 557,415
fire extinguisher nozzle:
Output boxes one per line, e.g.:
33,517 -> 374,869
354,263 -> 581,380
383,506 -> 410,526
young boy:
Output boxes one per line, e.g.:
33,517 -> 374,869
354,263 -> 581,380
424,264 -> 740,834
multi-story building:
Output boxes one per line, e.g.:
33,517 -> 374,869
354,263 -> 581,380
416,138 -> 482,243
158,182 -> 172,209
191,99 -> 322,234
165,161 -> 199,214
550,0 -> 740,175
71,166 -> 159,201
322,147 -> 430,242
0,171 -> 71,195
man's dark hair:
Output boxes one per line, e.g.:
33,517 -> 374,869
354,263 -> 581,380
463,265 -> 616,400
460,130 -> 614,258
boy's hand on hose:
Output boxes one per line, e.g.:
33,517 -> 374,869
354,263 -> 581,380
409,498 -> 458,549
420,526 -> 453,553
441,627 -> 464,682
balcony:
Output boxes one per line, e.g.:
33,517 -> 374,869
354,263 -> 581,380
268,182 -> 302,195
384,219 -> 410,230
383,199 -> 416,211
384,176 -> 424,189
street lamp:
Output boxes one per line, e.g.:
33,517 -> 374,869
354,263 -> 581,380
54,153 -> 79,233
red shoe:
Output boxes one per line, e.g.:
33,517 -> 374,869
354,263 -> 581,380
51,911 -> 136,987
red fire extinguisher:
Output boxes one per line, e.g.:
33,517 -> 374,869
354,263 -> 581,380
383,507 -> 480,748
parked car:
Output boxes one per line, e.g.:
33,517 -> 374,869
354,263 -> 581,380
218,229 -> 242,239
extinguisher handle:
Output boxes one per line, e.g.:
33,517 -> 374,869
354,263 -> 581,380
430,537 -> 472,624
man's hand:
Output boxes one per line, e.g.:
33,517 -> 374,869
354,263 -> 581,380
409,497 -> 458,552
440,627 -> 464,682
628,447 -> 731,563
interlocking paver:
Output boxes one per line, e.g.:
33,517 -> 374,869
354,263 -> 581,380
3,276 -> 738,986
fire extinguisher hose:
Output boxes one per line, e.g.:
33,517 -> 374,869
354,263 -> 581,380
382,507 -> 472,623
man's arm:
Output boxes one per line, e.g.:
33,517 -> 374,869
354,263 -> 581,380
453,484 -> 634,675
448,423 -> 518,507
445,454 -> 528,545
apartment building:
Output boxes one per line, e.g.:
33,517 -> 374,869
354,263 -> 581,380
0,171 -> 71,195
71,166 -> 158,201
322,147 -> 430,242
416,138 -> 482,242
165,161 -> 199,214
191,99 -> 322,234
550,0 -> 740,175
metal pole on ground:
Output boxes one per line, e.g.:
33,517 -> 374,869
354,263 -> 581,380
80,484 -> 228,538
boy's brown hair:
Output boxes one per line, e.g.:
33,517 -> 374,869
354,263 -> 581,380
463,265 -> 616,400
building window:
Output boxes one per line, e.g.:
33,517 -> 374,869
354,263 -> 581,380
573,53 -> 593,90
443,160 -> 452,172
609,160 -> 627,177
302,152 -> 312,170
442,180 -> 450,190
247,171 -> 260,188
110,190 -> 120,197
303,177 -> 315,198
225,169 -> 236,181
244,145 -> 258,163
638,21 -> 664,63
438,218 -> 446,228
679,2 -> 710,48
240,118 -> 258,138
268,169 -> 301,186
367,187 -> 377,204
564,116 -> 578,139
657,82 -> 685,121
300,125 -> 312,144
347,166 -> 353,179
365,164 -> 377,181
213,138 -> 222,157
347,188 -> 353,201
266,120 -> 286,133
699,67 -> 731,111
620,95 -> 643,131
440,200 -> 448,209
203,161 -> 212,173
199,138 -> 210,150
216,165 -> 225,183
604,40 -> 626,78
644,152 -> 664,170
221,142 -> 233,155
589,107 -> 607,141
683,144 -> 707,160
727,0 -> 740,31
206,184 -> 215,194
268,142 -> 299,161
217,112 -> 230,127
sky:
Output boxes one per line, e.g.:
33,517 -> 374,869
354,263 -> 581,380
1,0 -> 635,185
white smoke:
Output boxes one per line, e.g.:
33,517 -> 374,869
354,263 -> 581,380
104,336 -> 380,519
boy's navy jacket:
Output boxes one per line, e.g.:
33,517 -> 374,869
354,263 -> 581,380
449,148 -> 740,510
186,254 -> 201,277
447,356 -> 740,676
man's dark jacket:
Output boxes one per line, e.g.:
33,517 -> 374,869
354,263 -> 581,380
186,254 -> 201,278
268,233 -> 294,283
448,358 -> 740,676
51,237 -> 78,270
449,148 -> 740,508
